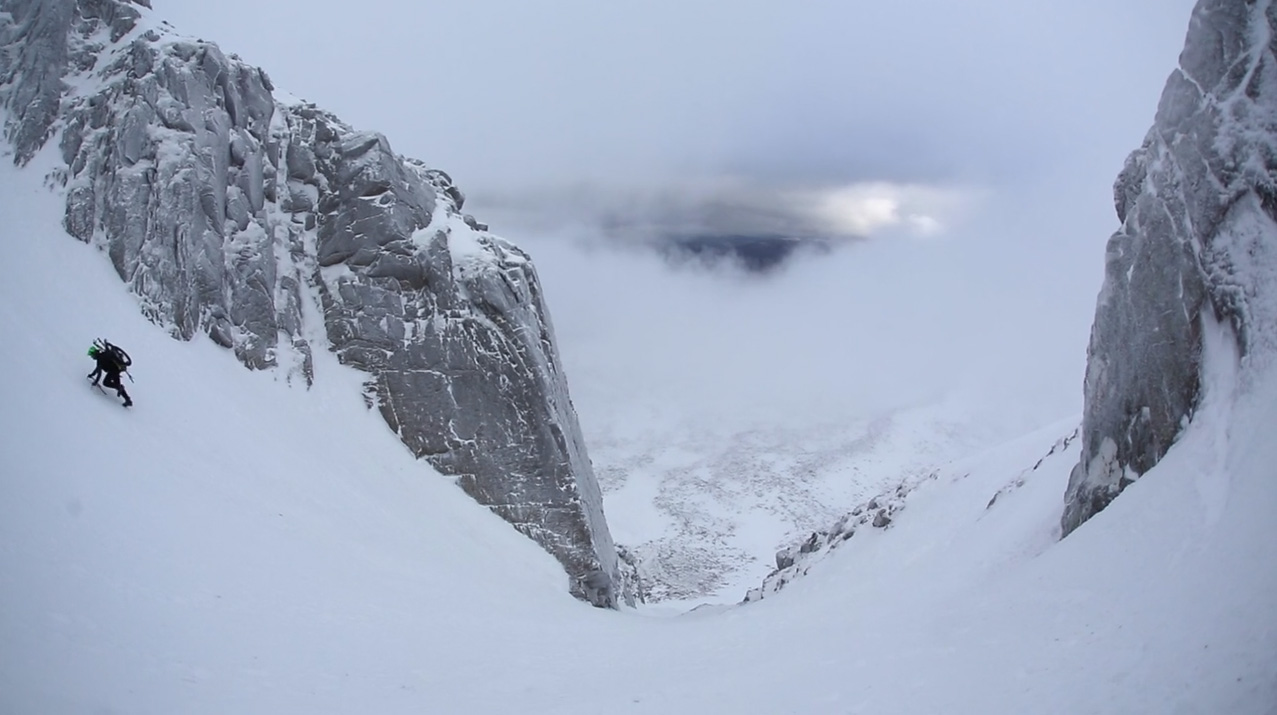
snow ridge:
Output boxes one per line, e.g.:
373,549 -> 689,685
744,425 -> 1082,603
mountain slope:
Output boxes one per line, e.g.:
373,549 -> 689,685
3,152 -> 1273,713
0,0 -> 625,605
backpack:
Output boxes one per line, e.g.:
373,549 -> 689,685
91,339 -> 132,371
107,344 -> 131,370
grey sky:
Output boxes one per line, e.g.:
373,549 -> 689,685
160,0 -> 1195,237
155,0 -> 1203,429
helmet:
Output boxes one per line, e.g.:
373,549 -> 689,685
87,346 -> 100,357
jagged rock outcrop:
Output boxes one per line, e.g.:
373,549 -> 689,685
742,478 -> 918,604
1062,0 -> 1277,536
0,0 -> 631,606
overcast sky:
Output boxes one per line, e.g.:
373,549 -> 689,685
157,1 -> 1202,431
160,0 -> 1195,240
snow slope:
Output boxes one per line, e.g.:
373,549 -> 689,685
2,149 -> 1275,713
0,150 -> 575,711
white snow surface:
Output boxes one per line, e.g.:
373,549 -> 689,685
2,145 -> 1275,714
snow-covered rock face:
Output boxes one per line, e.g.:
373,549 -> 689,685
1063,0 -> 1277,536
0,0 -> 629,607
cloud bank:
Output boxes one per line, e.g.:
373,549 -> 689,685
477,178 -> 981,251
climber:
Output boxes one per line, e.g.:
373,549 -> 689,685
87,339 -> 133,407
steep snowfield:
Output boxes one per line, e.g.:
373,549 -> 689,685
0,152 -> 575,712
2,152 -> 1274,713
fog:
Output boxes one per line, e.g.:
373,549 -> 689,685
524,176 -> 1105,442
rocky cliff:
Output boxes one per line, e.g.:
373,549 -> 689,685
0,0 -> 631,606
1063,0 -> 1277,536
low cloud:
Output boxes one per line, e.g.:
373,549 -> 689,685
790,182 -> 979,239
471,177 -> 980,248
517,180 -> 1094,438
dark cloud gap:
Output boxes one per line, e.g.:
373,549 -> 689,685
470,177 -> 867,272
658,236 -> 838,275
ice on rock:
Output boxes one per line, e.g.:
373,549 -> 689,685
1063,0 -> 1277,536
